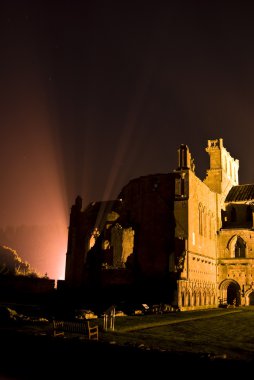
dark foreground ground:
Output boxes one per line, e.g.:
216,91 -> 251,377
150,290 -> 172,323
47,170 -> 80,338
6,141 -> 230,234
0,326 -> 253,380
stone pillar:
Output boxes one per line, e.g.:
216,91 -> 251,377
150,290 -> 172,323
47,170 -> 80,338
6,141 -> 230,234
201,293 -> 204,306
178,291 -> 182,307
177,281 -> 182,307
177,144 -> 191,169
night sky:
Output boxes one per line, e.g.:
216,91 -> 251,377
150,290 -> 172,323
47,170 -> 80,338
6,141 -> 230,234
0,0 -> 253,279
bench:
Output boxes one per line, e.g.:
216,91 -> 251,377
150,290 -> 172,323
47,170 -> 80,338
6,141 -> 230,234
53,319 -> 99,340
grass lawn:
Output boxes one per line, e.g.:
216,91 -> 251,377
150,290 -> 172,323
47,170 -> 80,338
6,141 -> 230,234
2,303 -> 254,363
3,306 -> 254,378
98,307 -> 254,361
0,307 -> 254,380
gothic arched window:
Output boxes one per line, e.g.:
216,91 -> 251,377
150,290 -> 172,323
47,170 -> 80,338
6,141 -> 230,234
203,207 -> 207,237
235,236 -> 246,258
198,203 -> 203,235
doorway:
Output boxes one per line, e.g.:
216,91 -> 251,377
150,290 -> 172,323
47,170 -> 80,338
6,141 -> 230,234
219,279 -> 241,306
227,282 -> 240,305
249,292 -> 254,305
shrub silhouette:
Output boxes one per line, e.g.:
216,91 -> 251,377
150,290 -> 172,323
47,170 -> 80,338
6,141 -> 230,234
0,245 -> 38,276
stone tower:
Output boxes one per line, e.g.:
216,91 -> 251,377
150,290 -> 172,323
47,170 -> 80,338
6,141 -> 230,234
204,138 -> 239,197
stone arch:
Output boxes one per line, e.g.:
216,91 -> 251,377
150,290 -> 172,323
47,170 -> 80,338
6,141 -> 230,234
227,235 -> 247,258
219,279 -> 241,306
244,289 -> 254,306
235,236 -> 246,258
249,292 -> 254,306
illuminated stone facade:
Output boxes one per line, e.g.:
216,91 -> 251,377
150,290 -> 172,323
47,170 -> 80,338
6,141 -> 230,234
217,185 -> 254,307
65,138 -> 254,309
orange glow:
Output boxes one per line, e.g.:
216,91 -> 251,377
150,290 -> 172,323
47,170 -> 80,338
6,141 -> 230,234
0,73 -> 70,280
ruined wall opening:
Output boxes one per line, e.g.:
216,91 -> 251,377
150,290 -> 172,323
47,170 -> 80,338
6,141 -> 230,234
249,292 -> 254,305
228,235 -> 246,258
219,279 -> 241,306
235,236 -> 246,258
227,283 -> 239,305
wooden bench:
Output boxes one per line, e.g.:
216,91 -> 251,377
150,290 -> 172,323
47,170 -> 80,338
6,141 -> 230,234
53,319 -> 99,340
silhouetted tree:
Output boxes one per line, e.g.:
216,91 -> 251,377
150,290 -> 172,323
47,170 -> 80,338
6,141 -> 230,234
0,245 -> 38,277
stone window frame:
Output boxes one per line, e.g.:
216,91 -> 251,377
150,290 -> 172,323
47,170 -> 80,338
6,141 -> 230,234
227,235 -> 247,258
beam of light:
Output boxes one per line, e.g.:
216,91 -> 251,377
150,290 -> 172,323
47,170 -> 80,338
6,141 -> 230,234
94,66 -> 153,230
23,99 -> 70,280
0,67 -> 70,280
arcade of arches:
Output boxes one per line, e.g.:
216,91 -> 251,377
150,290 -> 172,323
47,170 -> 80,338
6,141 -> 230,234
219,279 -> 254,306
179,278 -> 254,309
178,281 -> 217,310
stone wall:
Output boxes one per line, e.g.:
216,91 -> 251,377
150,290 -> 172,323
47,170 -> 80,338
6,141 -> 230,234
174,169 -> 218,309
119,173 -> 176,278
217,229 -> 254,305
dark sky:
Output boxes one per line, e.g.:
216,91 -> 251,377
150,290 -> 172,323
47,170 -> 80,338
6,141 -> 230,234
0,0 -> 253,279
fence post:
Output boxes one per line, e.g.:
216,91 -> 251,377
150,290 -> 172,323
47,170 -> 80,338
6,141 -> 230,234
103,305 -> 116,331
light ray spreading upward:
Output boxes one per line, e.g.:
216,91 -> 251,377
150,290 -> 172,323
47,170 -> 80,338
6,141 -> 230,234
0,1 -> 254,281
0,66 -> 69,280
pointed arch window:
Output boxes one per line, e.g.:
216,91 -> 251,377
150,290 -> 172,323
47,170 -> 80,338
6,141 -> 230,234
203,207 -> 207,237
235,236 -> 246,258
228,235 -> 246,258
198,203 -> 203,235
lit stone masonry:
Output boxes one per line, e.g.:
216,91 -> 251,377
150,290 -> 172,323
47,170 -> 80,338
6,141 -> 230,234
65,139 -> 254,310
